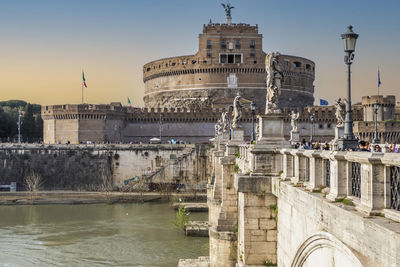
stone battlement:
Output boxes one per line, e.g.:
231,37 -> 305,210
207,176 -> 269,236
362,95 -> 396,106
202,23 -> 258,33
42,103 -> 352,123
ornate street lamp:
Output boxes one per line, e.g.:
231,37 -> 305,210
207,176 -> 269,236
310,114 -> 315,144
373,100 -> 380,144
18,110 -> 23,144
338,25 -> 359,151
250,101 -> 256,143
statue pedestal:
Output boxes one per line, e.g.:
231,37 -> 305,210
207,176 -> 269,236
335,126 -> 344,140
216,132 -> 230,150
256,114 -> 290,148
230,128 -> 244,143
289,131 -> 300,145
330,126 -> 344,150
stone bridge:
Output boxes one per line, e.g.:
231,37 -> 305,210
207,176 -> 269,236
207,134 -> 400,266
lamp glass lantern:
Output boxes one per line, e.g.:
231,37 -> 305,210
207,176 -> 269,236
250,100 -> 256,142
250,101 -> 255,112
341,25 -> 359,53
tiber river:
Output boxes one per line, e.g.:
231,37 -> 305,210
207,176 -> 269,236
0,203 -> 208,267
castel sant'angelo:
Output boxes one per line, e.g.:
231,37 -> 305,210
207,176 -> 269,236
41,6 -> 400,145
142,19 -> 315,110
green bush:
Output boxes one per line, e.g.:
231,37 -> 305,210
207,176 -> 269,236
234,164 -> 239,173
173,205 -> 190,230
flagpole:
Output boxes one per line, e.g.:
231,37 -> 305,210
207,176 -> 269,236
81,69 -> 84,104
378,68 -> 381,96
81,82 -> 84,104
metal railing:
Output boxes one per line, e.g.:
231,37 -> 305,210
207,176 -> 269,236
390,166 -> 400,211
351,162 -> 361,198
325,159 -> 330,187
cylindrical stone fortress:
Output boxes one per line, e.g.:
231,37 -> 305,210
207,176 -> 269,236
143,22 -> 315,110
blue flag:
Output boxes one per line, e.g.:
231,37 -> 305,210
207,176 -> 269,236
320,99 -> 328,106
378,69 -> 381,88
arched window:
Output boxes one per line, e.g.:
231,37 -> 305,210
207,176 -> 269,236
293,61 -> 302,68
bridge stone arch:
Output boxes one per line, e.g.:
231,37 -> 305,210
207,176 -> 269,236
291,231 -> 364,267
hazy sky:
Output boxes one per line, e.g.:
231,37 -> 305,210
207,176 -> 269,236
0,0 -> 399,106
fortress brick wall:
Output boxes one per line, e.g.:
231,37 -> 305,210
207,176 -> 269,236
143,23 -> 315,110
41,103 -> 366,145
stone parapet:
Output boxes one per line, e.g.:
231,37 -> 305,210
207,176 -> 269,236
209,138 -> 400,266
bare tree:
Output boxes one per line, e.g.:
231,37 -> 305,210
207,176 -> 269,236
24,171 -> 42,201
99,165 -> 113,202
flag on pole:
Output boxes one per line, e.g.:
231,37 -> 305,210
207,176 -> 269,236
82,71 -> 87,88
320,99 -> 329,106
127,97 -> 131,106
378,69 -> 381,88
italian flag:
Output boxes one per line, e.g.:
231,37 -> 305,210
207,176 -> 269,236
82,71 -> 87,88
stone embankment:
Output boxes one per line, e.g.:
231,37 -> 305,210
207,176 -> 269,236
185,221 -> 209,237
178,256 -> 210,267
0,191 -> 206,205
173,202 -> 208,212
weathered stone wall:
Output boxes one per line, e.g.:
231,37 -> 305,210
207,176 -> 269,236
55,118 -> 79,144
0,144 -> 209,190
0,146 -> 111,190
274,180 -> 400,267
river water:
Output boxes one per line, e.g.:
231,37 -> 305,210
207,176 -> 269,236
0,203 -> 208,267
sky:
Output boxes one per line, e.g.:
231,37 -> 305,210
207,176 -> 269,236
0,0 -> 399,106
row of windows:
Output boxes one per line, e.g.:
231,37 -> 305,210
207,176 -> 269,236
284,60 -> 313,70
207,50 -> 255,58
207,39 -> 255,49
220,54 -> 242,64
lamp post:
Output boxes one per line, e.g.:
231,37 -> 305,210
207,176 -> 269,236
373,100 -> 380,144
159,113 -> 162,143
250,101 -> 256,143
310,114 -> 315,144
17,110 -> 22,144
338,25 -> 359,151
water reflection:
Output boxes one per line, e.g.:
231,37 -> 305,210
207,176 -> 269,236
0,203 -> 208,267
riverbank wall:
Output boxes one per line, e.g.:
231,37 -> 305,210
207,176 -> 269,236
0,144 -> 210,191
0,191 -> 207,205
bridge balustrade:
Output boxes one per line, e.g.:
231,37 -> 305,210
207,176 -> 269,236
275,149 -> 400,221
233,145 -> 400,220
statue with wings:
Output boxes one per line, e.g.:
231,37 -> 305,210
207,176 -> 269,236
221,3 -> 234,18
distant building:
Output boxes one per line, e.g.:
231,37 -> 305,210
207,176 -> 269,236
354,95 -> 400,144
